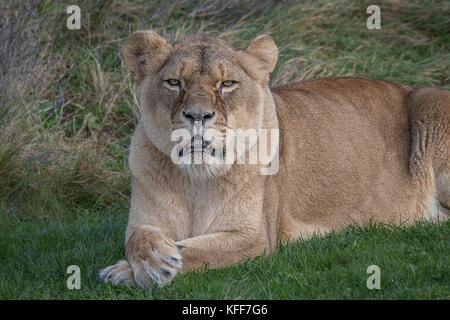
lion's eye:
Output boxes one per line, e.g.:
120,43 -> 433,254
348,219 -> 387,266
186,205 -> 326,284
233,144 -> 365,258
166,79 -> 180,87
221,80 -> 237,87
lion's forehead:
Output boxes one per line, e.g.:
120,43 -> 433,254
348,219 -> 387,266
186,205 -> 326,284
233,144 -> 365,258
162,38 -> 244,81
173,35 -> 237,53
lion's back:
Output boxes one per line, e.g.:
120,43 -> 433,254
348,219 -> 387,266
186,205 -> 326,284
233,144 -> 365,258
270,77 -> 420,232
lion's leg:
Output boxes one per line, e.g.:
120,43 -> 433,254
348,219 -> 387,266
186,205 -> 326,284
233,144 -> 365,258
436,170 -> 450,213
409,87 -> 450,221
279,211 -> 330,241
175,231 -> 265,272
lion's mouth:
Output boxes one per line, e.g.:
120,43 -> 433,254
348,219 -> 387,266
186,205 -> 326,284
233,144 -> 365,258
178,137 -> 223,158
191,137 -> 211,152
177,137 -> 210,156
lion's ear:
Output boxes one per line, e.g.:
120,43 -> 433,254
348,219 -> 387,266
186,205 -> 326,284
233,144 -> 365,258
244,35 -> 278,85
121,30 -> 173,83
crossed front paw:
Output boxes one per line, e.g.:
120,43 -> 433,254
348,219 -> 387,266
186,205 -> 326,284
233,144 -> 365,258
125,225 -> 185,289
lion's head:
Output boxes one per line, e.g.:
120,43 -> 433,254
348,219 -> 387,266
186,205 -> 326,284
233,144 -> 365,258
122,31 -> 278,179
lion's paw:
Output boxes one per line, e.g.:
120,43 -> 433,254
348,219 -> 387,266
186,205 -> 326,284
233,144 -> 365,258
125,225 -> 185,289
99,259 -> 135,286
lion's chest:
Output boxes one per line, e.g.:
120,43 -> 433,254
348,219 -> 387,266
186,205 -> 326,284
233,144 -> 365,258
187,183 -> 235,237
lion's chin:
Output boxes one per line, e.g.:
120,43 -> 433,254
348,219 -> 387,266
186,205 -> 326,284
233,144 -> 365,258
178,161 -> 232,181
174,145 -> 232,181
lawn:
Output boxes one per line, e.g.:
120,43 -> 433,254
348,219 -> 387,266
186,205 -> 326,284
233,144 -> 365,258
1,210 -> 448,299
0,0 -> 449,299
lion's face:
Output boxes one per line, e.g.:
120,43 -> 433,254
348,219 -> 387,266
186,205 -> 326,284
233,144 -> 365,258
122,31 -> 278,179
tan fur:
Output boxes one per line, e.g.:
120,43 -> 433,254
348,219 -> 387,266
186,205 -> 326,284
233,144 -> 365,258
100,31 -> 450,289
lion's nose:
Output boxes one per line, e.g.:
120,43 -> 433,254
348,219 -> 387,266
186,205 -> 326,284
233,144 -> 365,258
183,109 -> 215,125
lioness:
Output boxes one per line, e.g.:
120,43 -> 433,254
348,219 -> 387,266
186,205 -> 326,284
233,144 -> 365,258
99,31 -> 449,289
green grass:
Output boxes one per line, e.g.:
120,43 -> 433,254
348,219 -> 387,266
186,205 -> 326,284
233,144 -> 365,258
0,0 -> 449,299
0,210 -> 448,299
